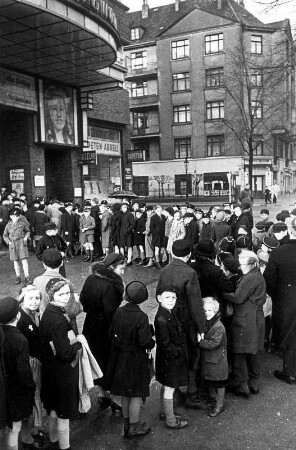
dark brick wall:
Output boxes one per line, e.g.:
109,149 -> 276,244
88,89 -> 130,125
107,0 -> 130,43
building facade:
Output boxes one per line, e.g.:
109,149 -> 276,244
124,0 -> 296,200
0,0 -> 130,203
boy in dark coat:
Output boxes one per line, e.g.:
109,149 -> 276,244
119,203 -> 135,265
0,296 -> 35,449
198,297 -> 228,417
36,222 -> 67,277
155,287 -> 189,429
150,205 -> 166,268
106,281 -> 155,438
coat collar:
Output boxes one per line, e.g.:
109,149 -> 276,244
45,303 -> 66,315
157,304 -> 173,321
123,303 -> 141,312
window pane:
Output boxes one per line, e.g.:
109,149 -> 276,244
172,39 -> 189,59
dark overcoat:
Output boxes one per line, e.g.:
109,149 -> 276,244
17,309 -> 41,360
199,315 -> 228,381
211,221 -> 230,249
105,303 -> 155,397
80,265 -> 124,387
0,326 -> 12,430
60,211 -> 75,243
2,325 -> 35,422
119,211 -> 135,248
32,211 -> 49,237
110,211 -> 122,248
154,306 -> 188,388
36,233 -> 67,260
224,268 -> 266,354
150,213 -> 166,248
185,220 -> 199,250
229,214 -> 251,241
264,240 -> 296,348
39,304 -> 82,419
133,214 -> 146,247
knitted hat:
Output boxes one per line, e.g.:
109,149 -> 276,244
260,209 -> 269,215
0,297 -> 19,324
236,235 -> 250,248
195,239 -> 215,258
172,239 -> 191,257
42,249 -> 62,269
165,206 -> 175,217
146,205 -> 153,212
156,285 -> 178,297
262,236 -> 280,249
255,221 -> 266,231
125,281 -> 148,305
273,222 -> 288,233
219,236 -> 235,253
216,211 -> 225,221
222,257 -> 240,274
183,212 -> 195,219
104,252 -> 125,267
44,222 -> 57,231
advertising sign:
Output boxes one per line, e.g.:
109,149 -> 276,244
0,68 -> 37,111
88,138 -> 121,156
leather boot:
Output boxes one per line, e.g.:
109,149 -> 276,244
123,418 -> 129,437
143,259 -> 153,267
83,250 -> 90,262
89,250 -> 94,263
128,421 -> 150,437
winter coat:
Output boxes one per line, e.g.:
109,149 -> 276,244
211,221 -> 230,250
156,259 -> 206,344
119,211 -> 135,248
100,210 -> 111,248
17,309 -> 41,361
40,303 -> 82,419
252,228 -> 267,253
224,268 -> 266,354
36,233 -> 67,260
0,326 -> 12,430
145,214 -> 154,258
167,219 -> 186,254
80,265 -> 124,387
185,220 -> 199,250
3,217 -> 30,260
229,214 -> 251,241
105,303 -> 155,397
264,240 -> 296,348
199,314 -> 228,381
133,214 -> 146,247
199,222 -> 213,240
2,325 -> 35,422
0,204 -> 10,227
79,214 -> 95,236
110,210 -> 122,247
32,211 -> 49,237
150,213 -> 166,248
154,305 -> 188,388
60,211 -> 76,243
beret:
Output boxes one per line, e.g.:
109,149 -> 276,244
183,212 -> 195,219
44,222 -> 57,230
273,222 -> 288,233
0,297 -> 19,324
195,239 -> 215,258
236,235 -> 250,248
172,239 -> 191,257
42,249 -> 62,269
260,209 -> 269,215
262,236 -> 280,249
125,281 -> 148,304
104,252 -> 125,267
222,257 -> 240,274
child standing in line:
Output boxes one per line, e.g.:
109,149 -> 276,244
0,296 -> 35,449
106,281 -> 155,438
198,297 -> 228,418
80,207 -> 95,262
154,287 -> 189,429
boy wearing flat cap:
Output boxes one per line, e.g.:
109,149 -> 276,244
0,297 -> 35,449
36,222 -> 67,277
106,281 -> 155,438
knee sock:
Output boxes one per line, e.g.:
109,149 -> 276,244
163,399 -> 175,426
7,421 -> 22,448
129,397 -> 141,424
216,388 -> 225,407
48,414 -> 58,443
57,418 -> 70,450
121,396 -> 130,419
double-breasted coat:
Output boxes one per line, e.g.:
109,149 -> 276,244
119,211 -> 135,248
106,303 -> 155,397
224,268 -> 266,354
3,217 -> 30,260
2,325 -> 35,422
39,303 -> 82,419
110,209 -> 122,248
199,314 -> 228,381
150,213 -> 166,248
100,210 -> 112,248
133,214 -> 146,247
80,264 -> 124,388
154,305 -> 188,388
264,240 -> 296,348
60,211 -> 75,243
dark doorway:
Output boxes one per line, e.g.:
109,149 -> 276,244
45,149 -> 73,201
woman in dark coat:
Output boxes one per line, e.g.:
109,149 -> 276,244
119,203 -> 135,265
110,203 -> 122,253
0,325 -> 11,431
40,279 -> 82,450
106,282 -> 155,437
80,254 -> 125,392
224,251 -> 266,397
150,205 -> 166,268
133,209 -> 146,264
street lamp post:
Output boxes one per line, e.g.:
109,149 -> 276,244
184,155 -> 189,201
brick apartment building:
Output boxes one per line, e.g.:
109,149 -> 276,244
0,0 -> 130,203
124,0 -> 296,201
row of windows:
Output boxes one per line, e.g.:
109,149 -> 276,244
130,35 -> 263,66
130,68 -> 263,96
132,99 -> 263,127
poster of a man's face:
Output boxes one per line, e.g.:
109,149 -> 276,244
40,81 -> 78,146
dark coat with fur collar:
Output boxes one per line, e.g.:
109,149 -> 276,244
80,264 -> 124,387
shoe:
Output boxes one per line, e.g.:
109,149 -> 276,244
166,417 -> 188,429
234,383 -> 251,398
159,412 -> 189,421
136,259 -> 146,266
15,277 -> 21,284
208,404 -> 225,417
128,421 -> 151,437
24,277 -> 32,285
273,370 -> 296,384
185,394 -> 207,410
154,262 -> 162,269
125,261 -> 133,266
143,260 -> 154,268
133,257 -> 141,263
111,401 -> 122,416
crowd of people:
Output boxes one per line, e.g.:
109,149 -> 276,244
1,183 -> 296,448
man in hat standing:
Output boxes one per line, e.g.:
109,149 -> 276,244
156,239 -> 206,408
264,218 -> 296,384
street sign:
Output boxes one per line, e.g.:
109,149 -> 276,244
77,151 -> 96,165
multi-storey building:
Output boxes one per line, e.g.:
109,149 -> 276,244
0,0 -> 130,202
124,0 -> 296,200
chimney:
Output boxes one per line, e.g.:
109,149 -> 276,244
217,0 -> 222,9
142,0 -> 149,19
238,0 -> 245,7
175,0 -> 181,12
